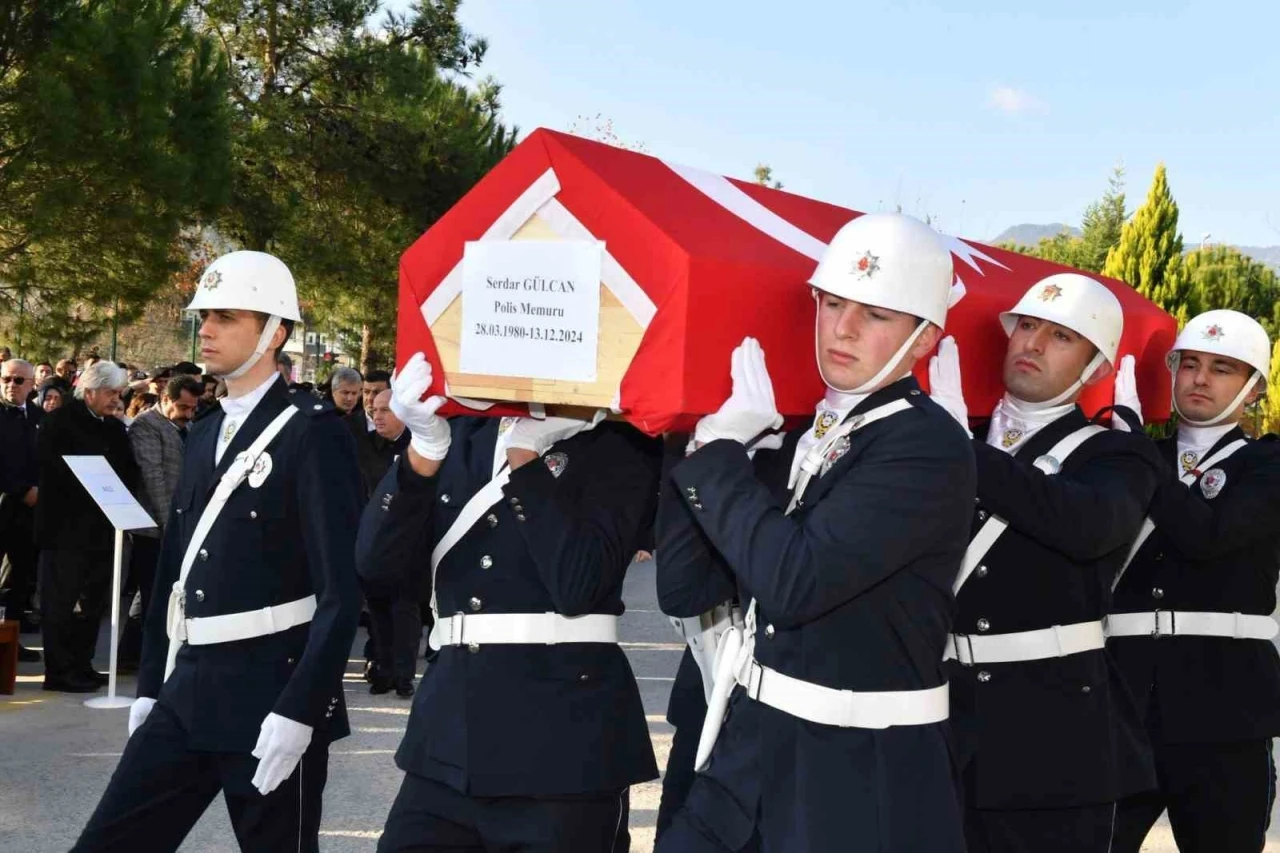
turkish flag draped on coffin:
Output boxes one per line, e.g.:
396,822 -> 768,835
398,129 -> 1176,436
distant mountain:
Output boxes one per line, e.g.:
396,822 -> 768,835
990,223 -> 1081,247
1236,245 -> 1280,271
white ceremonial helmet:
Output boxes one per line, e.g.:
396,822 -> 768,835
1167,309 -> 1271,426
808,213 -> 957,393
186,251 -> 302,380
999,273 -> 1124,406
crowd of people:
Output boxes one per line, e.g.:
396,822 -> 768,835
5,223 -> 1277,853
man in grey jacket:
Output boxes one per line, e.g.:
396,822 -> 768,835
121,375 -> 201,667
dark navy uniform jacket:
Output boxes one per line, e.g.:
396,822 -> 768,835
361,417 -> 661,797
659,378 -> 975,852
951,409 -> 1160,810
137,378 -> 363,752
1110,428 -> 1280,744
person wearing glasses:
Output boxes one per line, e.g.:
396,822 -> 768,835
0,359 -> 43,662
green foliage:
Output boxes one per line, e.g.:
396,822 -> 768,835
1176,244 -> 1280,336
1002,166 -> 1126,274
1104,164 -> 1188,323
753,164 -> 782,189
0,0 -> 230,356
189,0 -> 516,370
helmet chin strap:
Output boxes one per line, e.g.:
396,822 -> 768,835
1036,350 -> 1108,408
220,315 -> 282,381
1173,369 -> 1260,427
813,299 -> 928,395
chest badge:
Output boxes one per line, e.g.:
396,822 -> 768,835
1198,468 -> 1227,500
222,418 -> 239,444
544,452 -> 568,479
813,410 -> 839,440
820,435 -> 852,475
1000,428 -> 1024,449
248,452 -> 272,488
1180,450 -> 1199,475
498,416 -> 516,436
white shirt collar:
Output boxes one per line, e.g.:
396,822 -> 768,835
365,411 -> 375,432
985,393 -> 1077,455
220,373 -> 279,420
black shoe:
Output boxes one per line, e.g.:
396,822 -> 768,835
82,668 -> 109,686
369,675 -> 393,695
17,644 -> 40,663
394,679 -> 415,698
43,674 -> 100,693
363,659 -> 378,684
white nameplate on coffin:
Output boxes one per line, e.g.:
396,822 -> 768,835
459,239 -> 603,382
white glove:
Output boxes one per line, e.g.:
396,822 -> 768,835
694,337 -> 783,446
128,697 -> 156,737
390,353 -> 450,461
928,336 -> 970,434
250,713 -> 313,795
506,410 -> 606,456
1113,354 -> 1143,431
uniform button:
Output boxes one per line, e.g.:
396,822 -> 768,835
469,597 -> 482,611
976,565 -> 988,578
313,404 -> 323,411
480,556 -> 493,570
287,657 -> 296,665
578,673 -> 589,681
509,497 -> 520,506
468,642 -> 480,653
977,510 -> 989,522
198,548 -> 209,561
512,504 -> 524,513
195,590 -> 205,602
976,618 -> 990,632
977,670 -> 991,683
516,514 -> 526,522
1152,587 -> 1165,600
1155,552 -> 1164,562
440,493 -> 451,504
175,508 -> 183,515
764,624 -> 775,639
486,513 -> 498,527
1081,685 -> 1092,694
249,510 -> 257,519
974,496 -> 981,505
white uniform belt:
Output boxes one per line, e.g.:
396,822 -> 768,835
944,620 -> 1105,666
431,612 -> 619,647
183,595 -> 317,646
735,659 -> 949,729
1107,610 -> 1279,641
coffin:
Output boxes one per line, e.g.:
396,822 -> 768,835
398,128 -> 1176,434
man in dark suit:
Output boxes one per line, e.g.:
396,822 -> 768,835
358,388 -> 417,696
71,251 -> 362,853
1108,310 -> 1280,853
0,358 -> 42,659
35,360 -> 141,692
362,352 -> 660,852
657,213 -> 974,853
119,374 -> 201,668
929,274 -> 1161,853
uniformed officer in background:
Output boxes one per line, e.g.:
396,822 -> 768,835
1107,309 -> 1280,853
657,213 -> 976,853
71,251 -> 363,852
363,354 -> 660,852
929,273 -> 1161,852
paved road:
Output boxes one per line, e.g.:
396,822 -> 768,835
1,559 -> 1277,851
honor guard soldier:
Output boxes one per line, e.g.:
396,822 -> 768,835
363,355 -> 661,852
928,274 -> 1161,853
72,252 -> 363,853
657,213 -> 976,853
1107,310 -> 1280,853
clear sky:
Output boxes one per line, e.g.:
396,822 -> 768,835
386,0 -> 1280,247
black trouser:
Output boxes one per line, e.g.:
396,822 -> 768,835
73,702 -> 329,853
39,548 -> 111,678
655,810 -> 761,853
378,771 -> 629,853
657,713 -> 702,840
0,498 -> 37,617
963,802 -> 1116,853
365,586 -> 422,682
1111,738 -> 1275,853
119,535 -> 161,665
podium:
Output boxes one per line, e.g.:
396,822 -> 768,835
63,456 -> 156,710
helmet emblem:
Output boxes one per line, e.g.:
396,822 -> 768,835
201,269 -> 223,291
1202,324 -> 1225,342
1038,284 -> 1063,302
851,251 -> 880,280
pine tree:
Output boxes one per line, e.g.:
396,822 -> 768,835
1103,164 -> 1188,322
